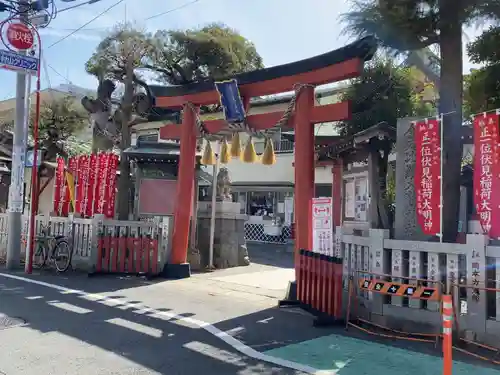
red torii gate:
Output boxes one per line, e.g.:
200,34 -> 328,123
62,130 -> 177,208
150,36 -> 376,278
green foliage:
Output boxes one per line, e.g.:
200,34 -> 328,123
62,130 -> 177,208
342,0 -> 499,52
35,96 -> 87,144
337,59 -> 415,136
85,23 -> 154,81
85,22 -> 264,85
468,25 -> 500,64
148,23 -> 264,84
464,26 -> 500,115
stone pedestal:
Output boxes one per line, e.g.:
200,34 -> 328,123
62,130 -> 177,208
196,201 -> 250,269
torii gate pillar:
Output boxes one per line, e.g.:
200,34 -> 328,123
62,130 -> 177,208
294,86 -> 315,269
167,104 -> 198,278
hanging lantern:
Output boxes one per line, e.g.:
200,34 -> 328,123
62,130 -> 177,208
261,137 -> 276,165
242,135 -> 257,163
201,138 -> 216,165
220,138 -> 230,164
230,132 -> 241,158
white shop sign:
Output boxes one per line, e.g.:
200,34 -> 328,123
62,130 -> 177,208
312,197 -> 333,255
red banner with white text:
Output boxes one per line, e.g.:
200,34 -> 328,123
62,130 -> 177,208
105,154 -> 118,218
52,152 -> 118,218
473,112 -> 500,237
415,118 -> 441,236
53,157 -> 66,215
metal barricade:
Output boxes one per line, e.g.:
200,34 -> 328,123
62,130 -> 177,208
346,270 -> 445,345
244,223 -> 292,244
296,249 -> 343,321
450,283 -> 500,365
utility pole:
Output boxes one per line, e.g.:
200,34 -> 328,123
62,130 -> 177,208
6,2 -> 29,269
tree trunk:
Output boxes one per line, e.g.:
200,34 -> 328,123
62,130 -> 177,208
116,59 -> 135,220
439,3 -> 463,242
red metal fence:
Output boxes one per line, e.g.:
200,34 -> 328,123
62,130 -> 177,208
296,249 -> 343,320
95,236 -> 160,276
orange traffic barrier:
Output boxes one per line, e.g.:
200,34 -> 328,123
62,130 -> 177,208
347,270 -> 444,345
442,295 -> 453,375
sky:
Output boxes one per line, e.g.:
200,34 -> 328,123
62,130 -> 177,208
0,0 -> 488,100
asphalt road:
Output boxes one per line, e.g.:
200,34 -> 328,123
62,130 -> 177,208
0,269 -> 330,375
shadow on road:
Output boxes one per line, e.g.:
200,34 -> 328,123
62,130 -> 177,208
0,272 -> 318,374
246,243 -> 294,269
0,269 -> 497,375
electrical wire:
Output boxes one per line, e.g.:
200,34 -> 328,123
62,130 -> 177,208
46,0 -> 127,49
44,0 -> 202,32
143,0 -> 199,21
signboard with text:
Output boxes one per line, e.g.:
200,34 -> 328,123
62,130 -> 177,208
312,197 -> 333,255
0,49 -> 38,75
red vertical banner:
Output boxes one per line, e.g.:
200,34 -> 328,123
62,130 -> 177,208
414,118 -> 441,236
86,154 -> 98,217
53,157 -> 65,215
95,152 -> 109,214
93,153 -> 104,214
61,157 -> 77,216
105,154 -> 119,218
101,153 -> 111,215
67,156 -> 78,213
74,155 -> 86,214
473,112 -> 500,237
80,155 -> 91,217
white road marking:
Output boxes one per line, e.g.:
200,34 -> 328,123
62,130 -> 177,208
46,300 -> 94,314
0,272 -> 336,375
106,318 -> 162,338
25,295 -> 44,300
222,326 -> 245,336
257,317 -> 274,324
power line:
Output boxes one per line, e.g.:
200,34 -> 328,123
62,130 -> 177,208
46,0 -> 127,49
144,0 -> 199,21
44,0 -> 202,33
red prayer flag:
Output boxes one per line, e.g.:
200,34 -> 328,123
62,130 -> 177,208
473,112 -> 500,237
414,118 -> 441,236
53,157 -> 65,215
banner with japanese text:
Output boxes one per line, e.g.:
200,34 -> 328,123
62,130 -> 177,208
105,154 -> 118,218
473,112 -> 500,237
52,152 -> 118,218
53,157 -> 65,215
85,154 -> 98,217
74,155 -> 88,214
414,118 -> 441,236
94,152 -> 108,215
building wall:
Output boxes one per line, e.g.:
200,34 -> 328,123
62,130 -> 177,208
23,168 -> 55,215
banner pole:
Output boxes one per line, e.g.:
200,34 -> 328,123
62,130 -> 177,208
439,113 -> 444,244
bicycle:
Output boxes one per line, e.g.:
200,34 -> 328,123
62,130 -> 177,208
32,224 -> 73,273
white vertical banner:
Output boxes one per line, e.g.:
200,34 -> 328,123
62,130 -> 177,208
8,145 -> 25,213
312,197 -> 333,255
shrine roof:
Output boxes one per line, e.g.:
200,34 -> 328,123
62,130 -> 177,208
147,36 -> 377,99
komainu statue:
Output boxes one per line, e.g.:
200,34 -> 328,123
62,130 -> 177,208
216,167 -> 232,201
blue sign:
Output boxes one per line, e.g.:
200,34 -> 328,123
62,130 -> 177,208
25,150 -> 41,167
0,49 -> 38,75
215,79 -> 246,123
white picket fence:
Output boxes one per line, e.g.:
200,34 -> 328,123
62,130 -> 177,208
0,214 -> 173,272
337,227 -> 500,345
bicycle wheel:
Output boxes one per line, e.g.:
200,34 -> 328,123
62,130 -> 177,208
33,243 -> 47,269
53,239 -> 72,273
